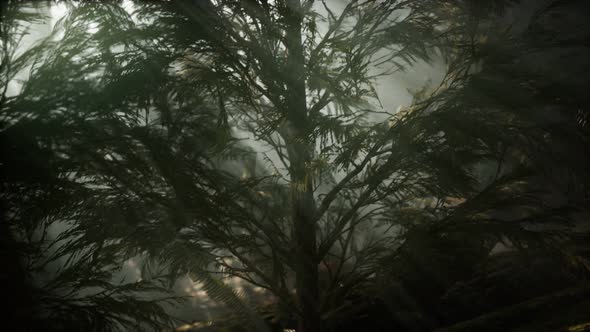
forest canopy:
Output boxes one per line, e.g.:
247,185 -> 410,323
1,1 -> 589,331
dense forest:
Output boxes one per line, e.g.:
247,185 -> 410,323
1,0 -> 589,331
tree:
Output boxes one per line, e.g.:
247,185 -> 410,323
1,2 -> 186,331
3,1 -> 586,331
371,0 -> 590,328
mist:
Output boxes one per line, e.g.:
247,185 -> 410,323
1,1 -> 589,332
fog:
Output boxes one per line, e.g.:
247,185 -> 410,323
5,1 -> 451,326
2,1 -> 589,331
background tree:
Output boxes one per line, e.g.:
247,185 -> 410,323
2,1 -> 588,331
367,0 -> 590,329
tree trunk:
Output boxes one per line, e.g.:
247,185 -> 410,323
283,1 -> 321,331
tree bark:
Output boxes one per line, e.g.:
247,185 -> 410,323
283,1 -> 321,331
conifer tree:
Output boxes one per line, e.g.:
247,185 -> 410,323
5,1 -> 586,331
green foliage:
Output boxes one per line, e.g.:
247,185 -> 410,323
1,0 -> 588,331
